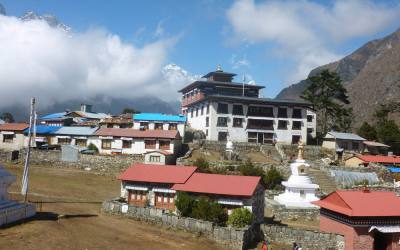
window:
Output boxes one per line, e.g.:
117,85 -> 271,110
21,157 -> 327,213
205,117 -> 209,127
217,103 -> 228,114
300,190 -> 306,198
218,132 -> 228,142
307,115 -> 313,122
102,139 -> 112,149
278,108 -> 287,118
190,110 -> 193,118
205,129 -> 208,136
233,118 -> 243,127
122,140 -> 132,149
263,133 -> 274,144
247,106 -> 274,117
292,109 -> 302,118
278,120 -> 288,130
155,123 -> 163,130
307,128 -> 313,133
149,155 -> 161,162
206,104 -> 210,114
58,138 -> 71,145
247,119 -> 273,130
217,117 -> 228,127
145,140 -> 156,149
248,132 -> 257,143
200,106 -> 204,115
169,123 -> 177,130
292,135 -> 301,144
232,105 -> 243,115
2,134 -> 14,143
159,140 -> 170,150
107,124 -> 113,128
140,122 -> 149,130
75,139 -> 87,147
292,121 -> 302,130
195,108 -> 198,117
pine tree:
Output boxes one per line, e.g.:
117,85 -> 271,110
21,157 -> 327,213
357,122 -> 378,141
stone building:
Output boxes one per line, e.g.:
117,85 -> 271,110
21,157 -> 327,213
179,66 -> 316,144
313,190 -> 400,250
144,150 -> 175,165
0,123 -> 29,151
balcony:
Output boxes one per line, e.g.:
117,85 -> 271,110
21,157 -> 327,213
247,119 -> 274,130
182,92 -> 205,107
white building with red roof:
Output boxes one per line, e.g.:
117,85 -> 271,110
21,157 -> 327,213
118,164 -> 265,220
90,128 -> 182,156
0,123 -> 29,151
313,190 -> 400,250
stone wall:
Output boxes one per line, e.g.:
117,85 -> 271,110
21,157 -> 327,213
277,144 -> 334,161
101,200 -> 261,250
266,200 -> 320,222
261,224 -> 345,250
0,149 -> 143,173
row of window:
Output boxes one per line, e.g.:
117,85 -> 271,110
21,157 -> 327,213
214,117 -> 303,130
217,103 -> 308,119
139,122 -> 178,131
101,139 -> 170,150
189,104 -> 210,118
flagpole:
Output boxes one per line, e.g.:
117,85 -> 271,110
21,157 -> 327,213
22,97 -> 35,203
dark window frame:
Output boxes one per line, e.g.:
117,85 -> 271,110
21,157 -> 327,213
217,117 -> 228,127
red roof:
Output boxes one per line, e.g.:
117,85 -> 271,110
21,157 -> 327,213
355,154 -> 400,164
172,173 -> 261,197
118,164 -> 197,184
0,123 -> 29,131
95,128 -> 179,139
312,190 -> 400,217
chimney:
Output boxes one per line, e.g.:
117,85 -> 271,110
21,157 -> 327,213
80,104 -> 93,113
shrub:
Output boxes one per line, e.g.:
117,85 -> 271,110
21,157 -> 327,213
227,208 -> 254,228
191,196 -> 227,225
193,157 -> 211,173
87,143 -> 99,153
238,160 -> 264,177
263,166 -> 284,190
175,192 -> 195,217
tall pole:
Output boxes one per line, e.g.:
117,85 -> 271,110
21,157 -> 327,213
242,74 -> 245,96
21,97 -> 35,203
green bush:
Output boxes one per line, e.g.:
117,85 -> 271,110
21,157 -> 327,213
263,166 -> 284,190
227,208 -> 254,228
175,192 -> 195,217
87,143 -> 99,153
193,157 -> 211,173
191,196 -> 227,225
238,160 -> 264,177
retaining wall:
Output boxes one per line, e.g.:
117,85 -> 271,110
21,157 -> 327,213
261,224 -> 345,250
101,200 -> 261,250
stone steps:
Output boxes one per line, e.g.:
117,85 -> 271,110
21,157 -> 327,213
308,168 -> 337,195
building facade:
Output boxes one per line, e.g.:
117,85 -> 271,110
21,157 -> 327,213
179,67 -> 316,144
133,113 -> 186,138
0,123 -> 29,151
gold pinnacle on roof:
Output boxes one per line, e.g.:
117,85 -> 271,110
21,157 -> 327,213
216,64 -> 222,72
297,140 -> 305,160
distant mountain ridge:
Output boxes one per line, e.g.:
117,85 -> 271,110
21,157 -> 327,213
276,28 -> 400,127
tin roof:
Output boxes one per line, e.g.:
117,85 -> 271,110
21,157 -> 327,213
313,190 -> 400,217
354,154 -> 400,164
0,123 -> 29,131
95,128 -> 179,139
325,131 -> 366,141
172,173 -> 261,197
133,113 -> 186,122
24,125 -> 59,135
119,164 -> 197,184
363,141 -> 390,147
53,126 -> 98,136
40,112 -> 68,120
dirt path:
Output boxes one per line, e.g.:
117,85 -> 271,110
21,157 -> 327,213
0,164 -> 225,250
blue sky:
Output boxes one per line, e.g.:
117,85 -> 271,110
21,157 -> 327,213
0,0 -> 399,105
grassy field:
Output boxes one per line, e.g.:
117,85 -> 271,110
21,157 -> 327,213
0,163 -> 226,250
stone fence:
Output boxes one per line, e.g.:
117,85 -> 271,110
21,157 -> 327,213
0,149 -> 142,173
277,144 -> 334,161
261,224 -> 345,250
266,200 -> 320,222
101,200 -> 261,250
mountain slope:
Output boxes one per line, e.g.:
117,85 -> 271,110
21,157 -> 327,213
276,28 -> 400,127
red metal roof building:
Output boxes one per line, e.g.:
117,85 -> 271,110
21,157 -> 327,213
118,164 -> 265,222
345,154 -> 400,167
313,190 -> 400,250
95,128 -> 179,139
0,123 -> 29,131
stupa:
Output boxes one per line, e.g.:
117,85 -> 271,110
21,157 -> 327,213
0,164 -> 36,225
274,141 -> 320,208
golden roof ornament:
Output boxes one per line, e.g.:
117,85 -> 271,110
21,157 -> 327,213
297,140 -> 305,160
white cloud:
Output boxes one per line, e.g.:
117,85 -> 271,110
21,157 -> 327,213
226,0 -> 400,83
230,54 -> 250,69
0,14 -> 195,110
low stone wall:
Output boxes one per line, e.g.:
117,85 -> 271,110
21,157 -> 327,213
262,224 -> 344,250
277,144 -> 334,161
0,149 -> 143,172
101,200 -> 261,250
269,203 -> 320,222
201,141 -> 262,153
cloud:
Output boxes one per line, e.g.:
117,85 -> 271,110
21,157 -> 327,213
230,54 -> 250,69
0,14 -> 195,110
226,0 -> 400,83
